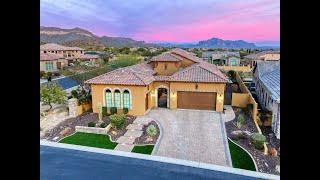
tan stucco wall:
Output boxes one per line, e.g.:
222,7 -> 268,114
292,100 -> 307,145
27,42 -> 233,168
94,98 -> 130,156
153,62 -> 180,75
263,54 -> 280,61
90,81 -> 226,115
91,84 -> 148,116
231,93 -> 250,108
180,57 -> 195,67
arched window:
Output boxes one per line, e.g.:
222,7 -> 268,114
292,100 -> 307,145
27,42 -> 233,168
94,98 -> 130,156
105,89 -> 112,107
114,90 -> 121,108
123,90 -> 131,108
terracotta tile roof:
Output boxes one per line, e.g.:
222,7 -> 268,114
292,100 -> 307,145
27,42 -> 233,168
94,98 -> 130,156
170,48 -> 203,63
150,52 -> 183,62
40,53 -> 61,61
40,43 -> 83,51
85,63 -> 155,85
86,48 -> 227,85
169,62 -> 228,83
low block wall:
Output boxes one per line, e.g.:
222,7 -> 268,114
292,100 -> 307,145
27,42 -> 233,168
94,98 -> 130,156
231,93 -> 250,108
75,126 -> 109,135
217,65 -> 252,72
76,103 -> 92,115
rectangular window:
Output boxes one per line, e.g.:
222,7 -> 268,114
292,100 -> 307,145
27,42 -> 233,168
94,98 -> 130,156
45,62 -> 53,71
114,92 -> 121,108
105,92 -> 112,107
123,93 -> 131,108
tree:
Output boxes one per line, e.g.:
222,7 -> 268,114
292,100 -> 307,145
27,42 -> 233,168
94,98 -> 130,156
108,54 -> 140,70
40,82 -> 67,111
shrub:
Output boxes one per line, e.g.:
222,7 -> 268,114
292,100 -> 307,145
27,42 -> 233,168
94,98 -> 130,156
247,104 -> 253,115
123,107 -> 129,114
71,90 -> 78,98
53,72 -> 60,76
88,122 -> 96,127
250,133 -> 266,150
110,114 -> 126,129
110,107 -> 117,115
236,115 -> 245,129
47,72 -> 53,77
146,125 -> 157,137
99,123 -> 107,128
102,106 -> 108,117
40,71 -> 45,78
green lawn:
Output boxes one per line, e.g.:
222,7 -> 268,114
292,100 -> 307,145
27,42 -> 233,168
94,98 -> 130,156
59,132 -> 118,150
228,139 -> 256,171
131,145 -> 154,155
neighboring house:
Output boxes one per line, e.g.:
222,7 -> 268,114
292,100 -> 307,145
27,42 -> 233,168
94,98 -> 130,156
40,53 -> 68,72
85,48 -> 228,116
201,51 -> 214,61
209,51 -> 241,66
253,61 -> 280,139
245,51 -> 280,67
40,43 -> 101,67
40,43 -> 84,58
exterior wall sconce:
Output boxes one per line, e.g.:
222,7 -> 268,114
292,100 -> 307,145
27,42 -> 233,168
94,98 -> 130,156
217,93 -> 224,103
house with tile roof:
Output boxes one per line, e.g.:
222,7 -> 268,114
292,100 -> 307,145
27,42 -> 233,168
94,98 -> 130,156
86,48 -> 228,116
40,52 -> 68,72
40,43 -> 102,70
253,61 -> 280,139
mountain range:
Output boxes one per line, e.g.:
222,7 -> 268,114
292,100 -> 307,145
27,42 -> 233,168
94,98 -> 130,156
40,26 -> 276,49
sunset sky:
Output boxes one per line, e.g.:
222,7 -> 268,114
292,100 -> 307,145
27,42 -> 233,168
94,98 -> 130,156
40,0 -> 280,46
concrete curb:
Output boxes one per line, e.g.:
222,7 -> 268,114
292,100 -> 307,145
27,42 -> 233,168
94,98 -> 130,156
40,140 -> 280,180
219,113 -> 233,167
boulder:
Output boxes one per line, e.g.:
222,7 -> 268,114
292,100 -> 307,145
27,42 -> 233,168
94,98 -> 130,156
231,130 -> 247,140
59,127 -> 72,136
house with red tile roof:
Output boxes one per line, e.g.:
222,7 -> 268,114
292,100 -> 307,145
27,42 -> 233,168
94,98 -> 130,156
86,48 -> 228,115
40,52 -> 68,72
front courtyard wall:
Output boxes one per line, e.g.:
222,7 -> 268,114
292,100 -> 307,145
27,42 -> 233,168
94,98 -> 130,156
169,82 -> 225,112
91,84 -> 147,116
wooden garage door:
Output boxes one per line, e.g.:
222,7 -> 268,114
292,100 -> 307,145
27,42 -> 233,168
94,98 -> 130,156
177,91 -> 216,110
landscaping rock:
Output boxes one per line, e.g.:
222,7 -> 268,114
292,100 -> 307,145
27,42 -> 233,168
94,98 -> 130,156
269,147 -> 278,157
59,127 -> 72,136
111,131 -> 117,135
230,130 -> 247,140
146,137 -> 153,142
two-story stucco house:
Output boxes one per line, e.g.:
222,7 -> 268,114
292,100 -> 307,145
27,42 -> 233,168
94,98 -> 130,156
40,43 -> 101,70
253,61 -> 280,139
85,48 -> 228,116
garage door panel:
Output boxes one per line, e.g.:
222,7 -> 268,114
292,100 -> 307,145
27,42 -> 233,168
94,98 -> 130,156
177,91 -> 216,110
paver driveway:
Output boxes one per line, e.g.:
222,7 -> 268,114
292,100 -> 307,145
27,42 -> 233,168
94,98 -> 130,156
147,108 -> 231,167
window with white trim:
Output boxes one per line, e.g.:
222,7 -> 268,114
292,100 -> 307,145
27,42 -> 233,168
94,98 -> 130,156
114,90 -> 121,108
123,90 -> 131,108
105,89 -> 112,107
45,62 -> 53,71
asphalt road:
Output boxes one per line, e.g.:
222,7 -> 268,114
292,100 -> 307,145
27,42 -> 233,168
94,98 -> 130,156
40,145 -> 271,180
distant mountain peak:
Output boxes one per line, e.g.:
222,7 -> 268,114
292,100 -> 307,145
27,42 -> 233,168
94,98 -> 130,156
40,26 -> 156,48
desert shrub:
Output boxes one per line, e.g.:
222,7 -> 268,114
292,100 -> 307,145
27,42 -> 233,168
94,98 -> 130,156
250,133 -> 266,150
47,72 -> 53,77
110,107 -> 117,115
227,70 -> 236,78
236,115 -> 245,129
99,123 -> 107,128
247,104 -> 253,115
40,71 -> 45,78
123,107 -> 129,114
53,72 -> 60,76
71,90 -> 78,98
88,122 -> 96,127
102,106 -> 108,117
110,114 -> 126,129
146,125 -> 157,137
